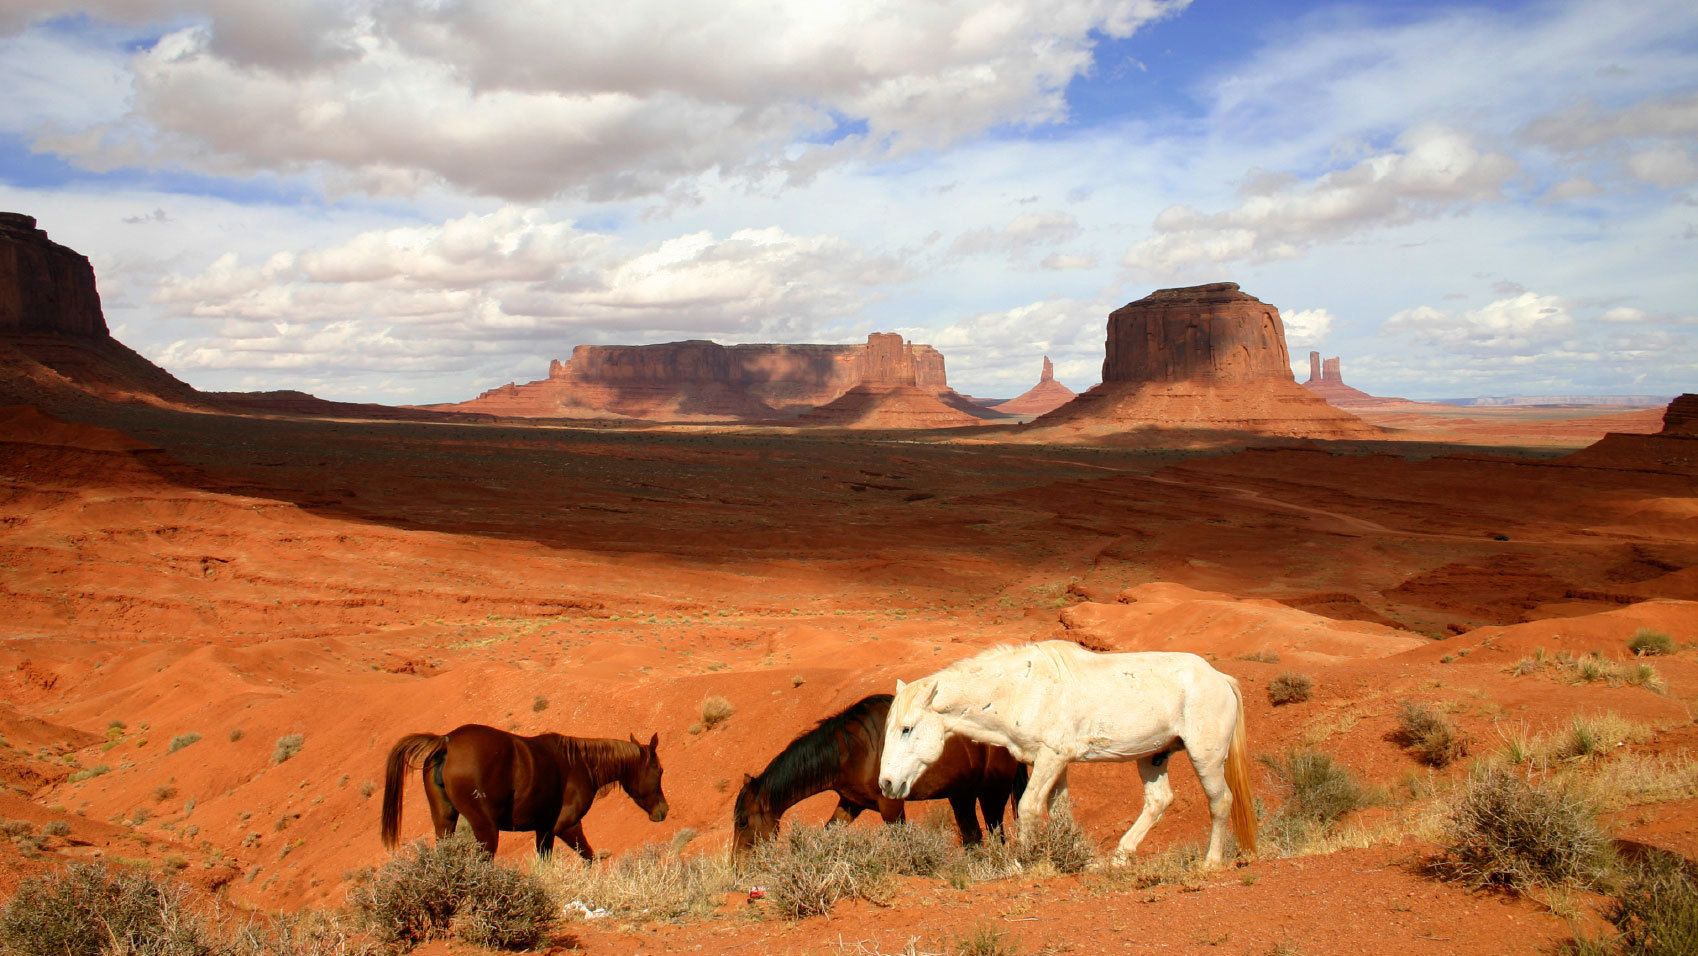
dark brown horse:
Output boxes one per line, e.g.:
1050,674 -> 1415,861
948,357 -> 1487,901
382,724 -> 668,859
732,694 -> 1024,856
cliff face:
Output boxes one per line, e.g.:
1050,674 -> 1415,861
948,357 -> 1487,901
1102,282 -> 1291,385
0,213 -> 106,337
1661,393 -> 1698,436
442,335 -> 957,422
1029,283 -> 1381,441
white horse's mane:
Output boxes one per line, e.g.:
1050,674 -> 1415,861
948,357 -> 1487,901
938,640 -> 1081,685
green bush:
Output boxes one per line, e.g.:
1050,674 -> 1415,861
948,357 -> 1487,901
350,833 -> 554,949
1438,767 -> 1609,891
1267,672 -> 1314,706
168,733 -> 202,754
1607,849 -> 1698,955
1629,629 -> 1676,657
1261,750 -> 1375,852
0,864 -> 216,956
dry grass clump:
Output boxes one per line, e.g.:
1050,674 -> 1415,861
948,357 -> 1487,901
539,832 -> 734,922
228,910 -> 373,956
952,922 -> 1018,956
1510,648 -> 1665,693
1436,766 -> 1610,891
1394,701 -> 1468,768
1603,850 -> 1698,955
1260,750 -> 1376,854
1628,628 -> 1676,657
1267,673 -> 1314,706
0,863 -> 216,956
748,821 -> 967,919
1011,797 -> 1093,875
272,733 -> 306,764
699,696 -> 734,730
167,732 -> 201,754
350,833 -> 554,949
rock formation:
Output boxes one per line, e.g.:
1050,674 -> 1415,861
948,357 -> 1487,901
993,356 -> 1077,417
1301,351 -> 1404,407
1563,393 -> 1698,475
1027,282 -> 1381,440
793,333 -> 1002,429
439,334 -> 981,423
0,213 -> 106,337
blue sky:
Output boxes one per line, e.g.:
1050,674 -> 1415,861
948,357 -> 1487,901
1,0 -> 1694,403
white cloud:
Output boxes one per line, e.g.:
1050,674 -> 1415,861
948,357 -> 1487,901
949,211 -> 1083,259
1625,147 -> 1698,187
1383,292 -> 1574,356
16,1 -> 1186,201
1123,126 -> 1518,275
1281,308 -> 1334,348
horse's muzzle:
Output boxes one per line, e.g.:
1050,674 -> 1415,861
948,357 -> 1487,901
879,778 -> 907,800
649,803 -> 669,823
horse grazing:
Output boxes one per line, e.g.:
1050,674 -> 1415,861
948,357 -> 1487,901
381,724 -> 667,859
732,693 -> 1025,857
879,642 -> 1256,868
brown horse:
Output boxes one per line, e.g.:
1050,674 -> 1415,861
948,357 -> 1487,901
732,694 -> 1024,856
382,724 -> 668,859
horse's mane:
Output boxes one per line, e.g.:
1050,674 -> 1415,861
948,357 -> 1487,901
556,736 -> 643,793
941,640 -> 1081,683
753,694 -> 889,810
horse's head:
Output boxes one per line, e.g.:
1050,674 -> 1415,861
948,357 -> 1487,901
878,677 -> 952,800
730,772 -> 775,858
622,732 -> 668,823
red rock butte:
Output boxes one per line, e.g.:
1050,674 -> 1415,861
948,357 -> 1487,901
1301,351 -> 1405,407
438,333 -> 995,424
794,332 -> 1003,428
1565,392 -> 1698,475
1029,282 -> 1381,440
992,356 -> 1077,417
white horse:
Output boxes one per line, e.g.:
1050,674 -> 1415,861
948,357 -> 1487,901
878,641 -> 1256,867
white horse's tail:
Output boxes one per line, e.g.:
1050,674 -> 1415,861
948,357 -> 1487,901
1222,676 -> 1258,857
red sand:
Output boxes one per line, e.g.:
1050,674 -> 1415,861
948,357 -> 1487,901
2,392 -> 1695,953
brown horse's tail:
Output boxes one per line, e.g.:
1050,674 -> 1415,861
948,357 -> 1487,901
1223,676 -> 1258,857
382,732 -> 446,850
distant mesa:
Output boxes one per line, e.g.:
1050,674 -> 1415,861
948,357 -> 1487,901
794,332 -> 1002,429
992,356 -> 1077,417
1565,393 -> 1698,475
1027,282 -> 1381,440
1301,352 -> 1405,407
441,333 -> 1005,426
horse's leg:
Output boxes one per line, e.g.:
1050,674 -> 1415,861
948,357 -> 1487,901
459,802 -> 500,855
828,795 -> 864,825
978,778 -> 1013,838
535,829 -> 555,858
1047,767 -> 1073,819
559,822 -> 593,861
1112,755 -> 1174,865
1191,747 -> 1236,868
422,762 -> 459,841
1016,752 -> 1067,834
948,791 -> 983,845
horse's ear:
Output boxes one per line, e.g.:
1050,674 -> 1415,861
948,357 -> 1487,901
895,678 -> 907,694
743,773 -> 755,784
648,732 -> 659,751
923,681 -> 941,708
629,733 -> 639,746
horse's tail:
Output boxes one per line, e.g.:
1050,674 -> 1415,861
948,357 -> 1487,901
1222,676 -> 1258,857
382,732 -> 446,850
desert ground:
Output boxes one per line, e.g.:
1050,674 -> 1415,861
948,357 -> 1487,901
2,390 -> 1694,954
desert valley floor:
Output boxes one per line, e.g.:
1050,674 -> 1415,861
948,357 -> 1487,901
2,395 -> 1695,954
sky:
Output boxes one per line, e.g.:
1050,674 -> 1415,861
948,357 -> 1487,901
1,0 -> 1695,403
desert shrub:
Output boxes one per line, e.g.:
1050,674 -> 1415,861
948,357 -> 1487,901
228,728 -> 244,743
540,833 -> 734,922
67,765 -> 110,783
1238,650 -> 1280,664
1629,629 -> 1676,657
154,785 -> 178,802
1267,672 -> 1313,706
40,819 -> 70,837
168,733 -> 202,754
953,922 -> 1018,956
272,733 -> 305,764
1261,750 -> 1374,853
531,695 -> 548,713
350,833 -> 554,949
1013,797 -> 1093,874
229,909 -> 372,956
0,863 -> 216,956
1606,849 -> 1698,955
746,822 -> 964,919
1395,701 -> 1467,767
1512,649 -> 1666,693
699,696 -> 734,729
1551,712 -> 1650,762
1438,767 -> 1609,891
